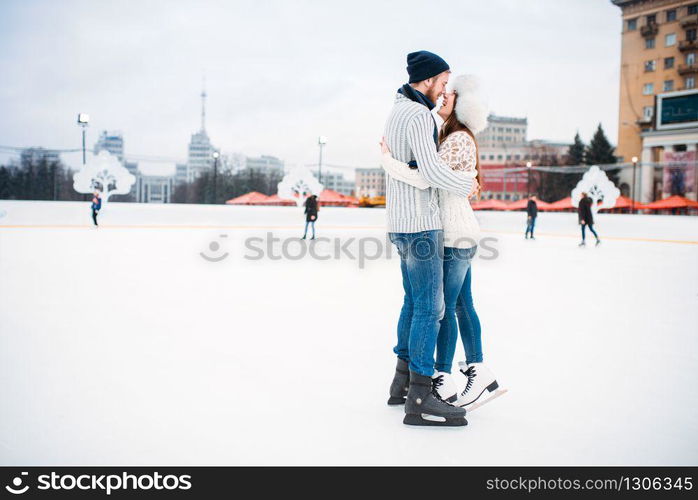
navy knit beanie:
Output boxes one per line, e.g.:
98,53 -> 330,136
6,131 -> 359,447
406,50 -> 450,83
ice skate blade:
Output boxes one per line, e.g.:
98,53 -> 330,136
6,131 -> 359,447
387,396 -> 406,405
403,413 -> 467,427
457,380 -> 500,407
466,389 -> 508,412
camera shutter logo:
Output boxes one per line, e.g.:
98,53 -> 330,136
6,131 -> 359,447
5,472 -> 29,495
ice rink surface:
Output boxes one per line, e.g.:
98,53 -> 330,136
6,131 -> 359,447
1,200 -> 697,465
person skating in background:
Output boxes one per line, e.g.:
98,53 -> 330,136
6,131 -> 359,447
91,190 -> 102,227
578,192 -> 601,247
302,194 -> 318,240
525,195 -> 538,239
381,74 -> 505,412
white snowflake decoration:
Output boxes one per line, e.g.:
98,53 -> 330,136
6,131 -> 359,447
571,165 -> 620,213
73,151 -> 136,205
277,165 -> 324,207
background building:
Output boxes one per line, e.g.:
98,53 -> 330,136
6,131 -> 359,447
613,0 -> 698,201
175,163 -> 187,185
93,131 -> 137,200
477,115 -> 528,150
245,155 -> 284,175
136,173 -> 175,203
20,147 -> 60,166
476,115 -> 570,200
186,86 -> 216,182
186,130 -> 214,183
225,153 -> 247,174
93,131 -> 124,162
355,167 -> 385,197
312,170 -> 354,195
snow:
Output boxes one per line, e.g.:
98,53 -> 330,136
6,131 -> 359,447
0,200 -> 697,466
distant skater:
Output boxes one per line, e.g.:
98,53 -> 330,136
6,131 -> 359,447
525,195 -> 538,239
91,190 -> 102,227
578,192 -> 600,246
302,194 -> 318,240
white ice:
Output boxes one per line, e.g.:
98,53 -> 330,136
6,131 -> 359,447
0,200 -> 697,465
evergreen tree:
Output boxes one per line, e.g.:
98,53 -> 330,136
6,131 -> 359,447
567,132 -> 586,166
585,123 -> 619,185
585,124 -> 616,165
0,166 -> 10,199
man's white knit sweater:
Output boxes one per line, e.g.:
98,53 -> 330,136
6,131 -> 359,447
383,93 -> 474,233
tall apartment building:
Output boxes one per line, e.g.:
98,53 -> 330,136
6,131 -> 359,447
613,0 -> 698,201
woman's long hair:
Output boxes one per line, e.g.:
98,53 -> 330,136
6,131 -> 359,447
438,97 -> 483,200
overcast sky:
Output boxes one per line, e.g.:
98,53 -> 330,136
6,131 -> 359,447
0,0 -> 622,176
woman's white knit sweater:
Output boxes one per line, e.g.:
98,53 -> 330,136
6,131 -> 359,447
381,130 -> 481,249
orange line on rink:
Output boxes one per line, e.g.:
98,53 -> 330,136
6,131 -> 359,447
0,224 -> 385,230
479,228 -> 698,245
0,224 -> 696,245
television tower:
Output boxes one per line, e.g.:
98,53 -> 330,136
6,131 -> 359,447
200,76 -> 207,133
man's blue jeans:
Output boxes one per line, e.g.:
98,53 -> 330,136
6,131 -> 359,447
435,246 -> 482,372
525,216 -> 536,237
389,230 -> 445,377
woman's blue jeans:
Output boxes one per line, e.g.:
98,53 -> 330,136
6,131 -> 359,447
581,223 -> 598,241
303,220 -> 315,238
435,245 -> 483,373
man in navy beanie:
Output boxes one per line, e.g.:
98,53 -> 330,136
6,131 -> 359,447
382,50 -> 475,427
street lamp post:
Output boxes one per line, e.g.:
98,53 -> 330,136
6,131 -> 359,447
318,136 -> 327,185
77,113 -> 90,165
631,156 -> 638,213
526,161 -> 532,197
212,150 -> 220,204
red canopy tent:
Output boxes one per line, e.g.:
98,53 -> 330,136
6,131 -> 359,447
641,195 -> 698,210
504,198 -> 554,211
318,189 -> 356,207
256,194 -> 296,206
339,193 -> 359,207
597,195 -> 647,211
225,191 -> 271,205
542,197 -> 575,211
471,199 -> 509,211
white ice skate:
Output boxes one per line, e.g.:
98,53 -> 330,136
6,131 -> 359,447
432,371 -> 458,403
455,362 -> 507,411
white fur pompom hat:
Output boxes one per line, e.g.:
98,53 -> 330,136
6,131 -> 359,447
447,74 -> 489,135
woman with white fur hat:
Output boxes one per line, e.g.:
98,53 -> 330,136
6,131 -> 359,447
380,74 -> 506,411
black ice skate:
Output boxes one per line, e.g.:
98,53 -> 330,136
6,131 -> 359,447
387,358 -> 410,405
403,372 -> 467,427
